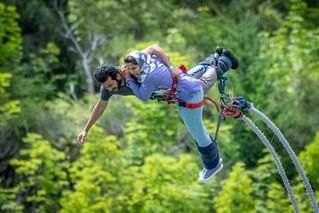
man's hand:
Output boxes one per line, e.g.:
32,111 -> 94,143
77,130 -> 88,145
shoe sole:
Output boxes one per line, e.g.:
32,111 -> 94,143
198,162 -> 224,183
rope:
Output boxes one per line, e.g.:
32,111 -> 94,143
250,106 -> 319,213
204,96 -> 221,113
241,115 -> 300,213
223,96 -> 318,212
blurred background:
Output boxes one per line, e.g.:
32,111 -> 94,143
0,0 -> 318,212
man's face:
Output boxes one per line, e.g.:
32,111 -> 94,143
125,63 -> 141,78
103,75 -> 122,92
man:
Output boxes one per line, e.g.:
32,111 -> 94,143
77,45 -> 238,147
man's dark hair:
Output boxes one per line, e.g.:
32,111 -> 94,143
94,64 -> 119,83
124,55 -> 138,65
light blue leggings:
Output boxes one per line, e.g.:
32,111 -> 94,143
177,87 -> 212,147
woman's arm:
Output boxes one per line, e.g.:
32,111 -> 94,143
144,44 -> 180,76
144,44 -> 171,67
126,74 -> 157,101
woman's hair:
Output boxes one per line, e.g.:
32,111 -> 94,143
94,64 -> 119,83
124,55 -> 138,65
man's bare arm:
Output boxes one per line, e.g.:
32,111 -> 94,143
77,99 -> 108,144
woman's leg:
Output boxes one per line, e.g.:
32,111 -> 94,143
178,89 -> 220,170
177,89 -> 211,147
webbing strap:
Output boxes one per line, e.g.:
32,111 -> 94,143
178,100 -> 204,109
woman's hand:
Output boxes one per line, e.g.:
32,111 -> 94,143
120,66 -> 131,79
170,65 -> 180,77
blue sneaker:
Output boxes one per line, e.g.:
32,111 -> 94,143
198,158 -> 223,183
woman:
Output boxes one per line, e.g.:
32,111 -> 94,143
123,44 -> 238,182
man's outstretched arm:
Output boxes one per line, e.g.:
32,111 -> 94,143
77,99 -> 108,144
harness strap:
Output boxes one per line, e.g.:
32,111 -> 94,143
169,64 -> 188,96
164,64 -> 207,109
169,75 -> 179,96
178,100 -> 204,109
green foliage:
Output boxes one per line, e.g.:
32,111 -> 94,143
11,42 -> 61,100
0,3 -> 22,125
105,35 -> 136,62
252,0 -> 319,150
251,152 -> 278,210
293,182 -> 314,213
60,127 -> 125,212
0,184 -> 23,212
299,132 -> 319,187
250,153 -> 293,212
214,162 -> 255,213
61,126 -> 214,212
0,73 -> 20,125
98,95 -> 134,137
68,0 -> 135,36
0,3 -> 22,66
126,154 -> 212,212
9,134 -> 68,212
123,97 -> 181,163
0,3 -> 22,178
266,183 -> 293,212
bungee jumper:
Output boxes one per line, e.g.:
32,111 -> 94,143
77,44 -> 317,212
78,44 -> 238,182
121,45 -> 238,182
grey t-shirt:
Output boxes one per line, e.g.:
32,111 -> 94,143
100,85 -> 133,101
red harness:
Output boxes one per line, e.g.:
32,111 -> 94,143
167,65 -> 204,109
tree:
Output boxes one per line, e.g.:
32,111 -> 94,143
59,127 -> 127,212
214,162 -> 255,213
0,2 -> 22,186
60,126 -> 216,212
0,2 -> 22,125
53,1 -> 105,93
298,131 -> 319,211
126,154 -> 213,212
9,134 -> 68,212
266,183 -> 293,212
251,0 -> 319,151
251,152 -> 278,212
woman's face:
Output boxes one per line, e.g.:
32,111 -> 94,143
125,63 -> 141,78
